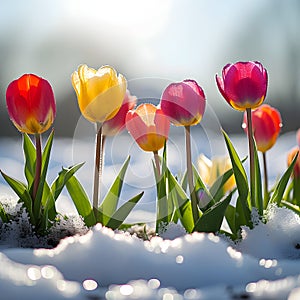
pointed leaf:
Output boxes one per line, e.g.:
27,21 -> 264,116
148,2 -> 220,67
167,168 -> 194,233
193,191 -> 232,233
225,204 -> 236,236
23,133 -> 36,188
66,176 -> 96,227
34,130 -> 54,217
99,156 -> 130,225
51,163 -> 84,201
222,130 -> 251,227
253,137 -> 263,215
269,152 -> 299,206
105,192 -> 144,230
0,171 -> 34,222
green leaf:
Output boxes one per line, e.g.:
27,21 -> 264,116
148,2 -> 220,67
66,176 -> 96,227
167,168 -> 194,233
99,156 -> 130,225
193,191 -> 232,233
253,137 -> 263,215
293,177 -> 300,205
0,202 -> 9,223
209,167 -> 234,202
51,163 -> 84,201
105,192 -> 144,230
41,181 -> 56,222
225,204 -> 236,236
23,134 -> 36,188
281,200 -> 300,215
222,130 -> 252,228
269,152 -> 299,206
0,170 -> 34,223
34,130 -> 54,219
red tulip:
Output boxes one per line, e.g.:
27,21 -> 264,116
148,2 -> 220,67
216,61 -> 268,111
126,103 -> 170,152
243,104 -> 282,152
160,80 -> 206,126
6,74 -> 56,134
102,90 -> 137,136
287,147 -> 300,179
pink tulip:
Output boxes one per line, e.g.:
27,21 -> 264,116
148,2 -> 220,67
243,104 -> 282,152
216,61 -> 268,111
102,90 -> 137,136
160,80 -> 206,126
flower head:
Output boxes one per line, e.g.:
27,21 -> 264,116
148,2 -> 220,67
126,103 -> 170,152
216,61 -> 268,111
287,147 -> 300,179
242,104 -> 282,152
71,64 -> 126,123
197,154 -> 235,193
6,74 -> 56,134
102,90 -> 137,136
160,80 -> 206,126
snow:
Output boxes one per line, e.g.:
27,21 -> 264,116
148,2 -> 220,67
0,131 -> 300,299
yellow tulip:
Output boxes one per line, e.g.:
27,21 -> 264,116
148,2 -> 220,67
197,154 -> 236,193
71,64 -> 127,123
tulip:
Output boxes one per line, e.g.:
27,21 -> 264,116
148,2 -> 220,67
6,74 -> 56,134
243,104 -> 282,205
126,103 -> 170,153
6,73 -> 56,200
71,64 -> 127,216
216,61 -> 268,111
71,64 -> 126,123
160,79 -> 206,126
161,79 -> 206,224
197,154 -> 235,193
242,104 -> 282,153
102,90 -> 137,136
216,61 -> 268,210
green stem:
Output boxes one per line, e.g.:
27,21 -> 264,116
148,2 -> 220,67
32,133 -> 42,201
153,150 -> 161,178
185,125 -> 198,224
246,108 -> 255,208
262,152 -> 269,208
93,124 -> 105,219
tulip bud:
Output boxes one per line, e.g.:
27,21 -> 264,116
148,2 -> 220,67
6,74 -> 56,134
216,61 -> 268,111
242,104 -> 282,152
126,103 -> 170,152
71,64 -> 126,123
160,80 -> 206,126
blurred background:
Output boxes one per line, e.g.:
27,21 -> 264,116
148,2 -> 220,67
0,0 -> 299,137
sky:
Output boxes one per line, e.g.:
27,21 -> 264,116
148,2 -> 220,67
0,0 -> 299,136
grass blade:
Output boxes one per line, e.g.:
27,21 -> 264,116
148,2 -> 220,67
106,192 -> 144,230
193,191 -> 232,233
98,156 -> 130,225
66,176 -> 96,227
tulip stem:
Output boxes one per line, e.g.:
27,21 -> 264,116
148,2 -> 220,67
33,133 -> 42,201
93,124 -> 105,220
153,151 -> 161,178
262,152 -> 269,208
246,108 -> 256,208
185,125 -> 198,225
